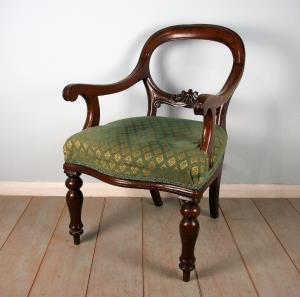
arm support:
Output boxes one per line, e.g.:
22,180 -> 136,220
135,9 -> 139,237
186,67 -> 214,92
194,63 -> 244,165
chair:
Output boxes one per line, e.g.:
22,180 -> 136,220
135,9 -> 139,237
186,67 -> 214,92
62,24 -> 245,282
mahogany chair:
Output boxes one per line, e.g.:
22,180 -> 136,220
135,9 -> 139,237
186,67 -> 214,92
62,24 -> 245,282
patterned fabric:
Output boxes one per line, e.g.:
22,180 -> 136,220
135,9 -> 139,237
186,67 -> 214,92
64,116 -> 227,189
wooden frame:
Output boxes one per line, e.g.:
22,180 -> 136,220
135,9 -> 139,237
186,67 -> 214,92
63,24 -> 245,282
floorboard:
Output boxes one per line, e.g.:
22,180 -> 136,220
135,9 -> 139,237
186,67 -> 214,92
0,196 -> 31,249
196,198 -> 258,297
86,197 -> 143,297
253,198 -> 300,273
28,197 -> 104,297
221,198 -> 300,297
0,196 -> 300,297
0,197 -> 65,297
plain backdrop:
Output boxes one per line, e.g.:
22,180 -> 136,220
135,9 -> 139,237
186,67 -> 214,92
0,0 -> 299,184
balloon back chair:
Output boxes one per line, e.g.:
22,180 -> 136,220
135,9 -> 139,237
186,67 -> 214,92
62,24 -> 245,282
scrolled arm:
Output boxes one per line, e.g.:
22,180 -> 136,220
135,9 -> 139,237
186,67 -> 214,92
62,88 -> 100,130
63,61 -> 149,130
63,61 -> 148,101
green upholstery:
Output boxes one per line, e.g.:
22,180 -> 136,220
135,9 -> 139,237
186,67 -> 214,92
64,116 -> 227,189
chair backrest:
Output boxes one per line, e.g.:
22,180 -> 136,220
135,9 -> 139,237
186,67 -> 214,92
137,24 -> 245,124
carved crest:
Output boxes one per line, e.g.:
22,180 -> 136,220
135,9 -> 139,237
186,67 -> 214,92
172,89 -> 199,108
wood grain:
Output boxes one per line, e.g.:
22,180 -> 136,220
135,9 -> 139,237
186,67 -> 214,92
0,196 -> 31,249
0,197 -> 65,297
221,198 -> 300,297
28,197 -> 104,297
143,198 -> 200,297
86,197 -> 143,297
253,198 -> 300,272
196,198 -> 258,297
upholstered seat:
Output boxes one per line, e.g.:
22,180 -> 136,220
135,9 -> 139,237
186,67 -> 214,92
64,116 -> 227,189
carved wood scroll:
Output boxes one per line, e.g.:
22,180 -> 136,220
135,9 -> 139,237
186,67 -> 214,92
172,89 -> 199,108
144,77 -> 205,115
152,88 -> 202,112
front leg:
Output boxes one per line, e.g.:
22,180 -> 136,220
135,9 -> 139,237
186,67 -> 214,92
179,200 -> 200,282
65,170 -> 84,245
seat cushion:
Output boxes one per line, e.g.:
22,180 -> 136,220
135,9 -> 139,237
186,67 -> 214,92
63,116 -> 227,189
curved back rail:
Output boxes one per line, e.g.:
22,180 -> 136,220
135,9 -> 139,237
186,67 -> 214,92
137,25 -> 245,127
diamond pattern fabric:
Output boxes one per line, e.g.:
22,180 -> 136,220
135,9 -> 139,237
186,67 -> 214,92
63,116 -> 227,189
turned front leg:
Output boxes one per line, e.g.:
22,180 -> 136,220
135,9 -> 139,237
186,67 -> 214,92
65,170 -> 84,245
179,200 -> 200,282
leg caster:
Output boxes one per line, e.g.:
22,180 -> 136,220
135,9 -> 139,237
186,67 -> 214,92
179,200 -> 200,282
150,189 -> 163,207
209,170 -> 222,219
65,170 -> 84,245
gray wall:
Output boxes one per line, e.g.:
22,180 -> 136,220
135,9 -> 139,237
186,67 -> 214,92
0,0 -> 299,184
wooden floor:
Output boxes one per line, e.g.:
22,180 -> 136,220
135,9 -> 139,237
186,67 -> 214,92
0,196 -> 300,297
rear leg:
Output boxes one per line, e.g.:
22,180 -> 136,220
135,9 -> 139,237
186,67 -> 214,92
150,189 -> 163,206
209,170 -> 222,218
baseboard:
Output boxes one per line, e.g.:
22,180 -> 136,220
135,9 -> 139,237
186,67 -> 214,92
0,182 -> 299,198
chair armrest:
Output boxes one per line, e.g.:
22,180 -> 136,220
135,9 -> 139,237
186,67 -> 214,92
194,93 -> 230,165
195,93 -> 230,166
63,62 -> 148,129
63,62 -> 147,101
194,93 -> 225,115
194,63 -> 244,115
194,63 -> 244,164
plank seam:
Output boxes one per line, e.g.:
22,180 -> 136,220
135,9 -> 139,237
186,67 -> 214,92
26,202 -> 66,297
288,199 -> 300,215
84,198 -> 107,297
251,198 -> 300,275
194,268 -> 203,297
0,196 -> 33,251
219,203 -> 261,297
